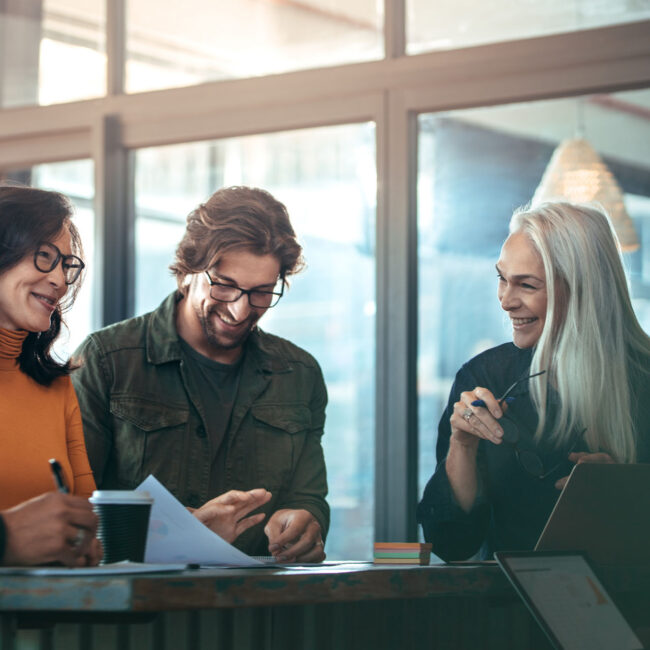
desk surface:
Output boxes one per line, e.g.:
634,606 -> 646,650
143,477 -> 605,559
2,561 -> 649,613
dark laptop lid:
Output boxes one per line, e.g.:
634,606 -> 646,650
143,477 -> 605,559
495,550 -> 645,650
535,463 -> 650,566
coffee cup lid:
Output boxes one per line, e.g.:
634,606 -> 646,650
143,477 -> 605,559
89,490 -> 153,504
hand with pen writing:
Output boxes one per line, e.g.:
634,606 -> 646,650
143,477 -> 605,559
1,492 -> 102,567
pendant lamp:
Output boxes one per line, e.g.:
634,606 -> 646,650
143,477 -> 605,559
532,137 -> 639,252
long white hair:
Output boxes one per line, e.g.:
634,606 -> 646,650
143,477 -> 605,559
510,201 -> 650,462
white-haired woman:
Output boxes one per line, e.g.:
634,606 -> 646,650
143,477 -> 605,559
417,202 -> 650,562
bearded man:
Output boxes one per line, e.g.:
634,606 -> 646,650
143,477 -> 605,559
73,187 -> 328,562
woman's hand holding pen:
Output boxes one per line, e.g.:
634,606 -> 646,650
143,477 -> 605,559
2,492 -> 101,566
451,371 -> 544,449
450,387 -> 506,449
446,386 -> 506,514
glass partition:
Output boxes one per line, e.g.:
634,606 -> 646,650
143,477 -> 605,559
407,0 -> 650,55
417,89 -> 650,501
0,0 -> 105,108
134,122 -> 376,559
126,0 -> 383,93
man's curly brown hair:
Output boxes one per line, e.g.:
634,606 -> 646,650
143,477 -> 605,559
170,186 -> 304,293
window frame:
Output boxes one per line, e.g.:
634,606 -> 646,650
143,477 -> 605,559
1,0 -> 649,544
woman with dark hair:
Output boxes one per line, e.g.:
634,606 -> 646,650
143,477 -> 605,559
0,184 -> 100,566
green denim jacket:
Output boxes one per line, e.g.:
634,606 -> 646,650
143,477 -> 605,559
72,293 -> 329,555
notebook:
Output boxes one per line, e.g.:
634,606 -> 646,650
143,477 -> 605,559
535,463 -> 650,566
495,550 -> 644,650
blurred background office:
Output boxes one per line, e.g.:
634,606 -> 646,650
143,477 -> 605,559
1,0 -> 648,561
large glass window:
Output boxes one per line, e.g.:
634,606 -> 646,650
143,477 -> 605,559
134,123 -> 376,560
125,0 -> 383,93
1,159 -> 96,358
407,0 -> 650,55
0,0 -> 105,108
417,89 -> 650,500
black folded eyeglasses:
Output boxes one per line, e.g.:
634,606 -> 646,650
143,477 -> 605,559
493,370 -> 583,479
501,418 -> 583,480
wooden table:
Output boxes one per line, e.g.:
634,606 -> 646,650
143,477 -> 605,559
1,562 -> 648,650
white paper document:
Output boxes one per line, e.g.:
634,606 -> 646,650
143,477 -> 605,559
137,475 -> 263,566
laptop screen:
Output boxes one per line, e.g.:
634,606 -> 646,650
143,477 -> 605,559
495,551 -> 644,650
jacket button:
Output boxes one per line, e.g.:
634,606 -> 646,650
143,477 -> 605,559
196,425 -> 207,439
187,493 -> 200,508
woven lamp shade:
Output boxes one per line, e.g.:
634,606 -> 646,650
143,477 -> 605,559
532,137 -> 639,252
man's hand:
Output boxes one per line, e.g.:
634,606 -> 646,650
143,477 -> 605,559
192,489 -> 271,543
2,492 -> 101,567
265,509 -> 325,563
554,451 -> 615,490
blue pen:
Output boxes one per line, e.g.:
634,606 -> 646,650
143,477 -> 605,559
472,396 -> 516,408
471,370 -> 546,409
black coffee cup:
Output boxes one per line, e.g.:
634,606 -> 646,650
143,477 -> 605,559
89,490 -> 153,564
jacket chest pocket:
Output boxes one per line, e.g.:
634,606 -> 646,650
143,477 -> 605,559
110,396 -> 189,488
250,404 -> 311,490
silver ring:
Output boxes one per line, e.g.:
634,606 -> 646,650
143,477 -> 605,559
315,540 -> 324,547
72,528 -> 86,549
462,407 -> 473,422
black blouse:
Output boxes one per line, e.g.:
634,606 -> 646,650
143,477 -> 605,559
417,342 -> 650,561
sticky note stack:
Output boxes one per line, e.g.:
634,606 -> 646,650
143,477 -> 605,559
373,542 -> 432,565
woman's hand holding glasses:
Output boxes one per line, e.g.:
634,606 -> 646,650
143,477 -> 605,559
450,371 -> 546,450
446,385 -> 509,513
451,387 -> 506,449
450,370 -> 615,488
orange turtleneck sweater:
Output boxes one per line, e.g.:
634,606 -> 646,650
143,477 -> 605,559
0,328 -> 95,510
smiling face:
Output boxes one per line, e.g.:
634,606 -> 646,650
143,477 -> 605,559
0,227 -> 72,333
496,231 -> 548,349
176,249 -> 281,364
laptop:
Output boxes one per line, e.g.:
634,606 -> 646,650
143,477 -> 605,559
535,463 -> 650,566
495,550 -> 645,650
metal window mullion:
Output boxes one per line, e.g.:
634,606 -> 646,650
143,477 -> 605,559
95,0 -> 132,327
93,114 -> 133,327
384,0 -> 406,60
375,88 -> 419,542
106,0 -> 125,97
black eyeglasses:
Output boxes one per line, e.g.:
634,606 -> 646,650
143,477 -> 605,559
34,242 -> 85,285
497,370 -> 546,405
501,420 -> 585,480
204,271 -> 284,308
472,370 -> 546,409
474,369 -> 561,479
494,367 -> 582,480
